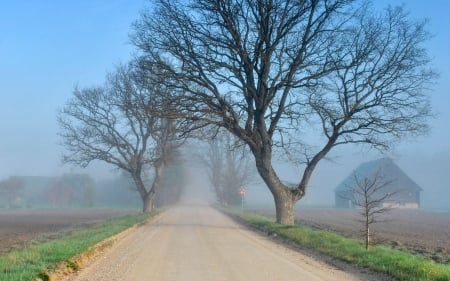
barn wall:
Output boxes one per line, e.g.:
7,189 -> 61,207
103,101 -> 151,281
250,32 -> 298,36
382,202 -> 419,209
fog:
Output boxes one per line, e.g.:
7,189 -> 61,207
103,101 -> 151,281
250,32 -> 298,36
180,164 -> 215,205
0,1 -> 449,211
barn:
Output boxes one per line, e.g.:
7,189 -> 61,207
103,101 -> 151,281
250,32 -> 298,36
334,158 -> 422,209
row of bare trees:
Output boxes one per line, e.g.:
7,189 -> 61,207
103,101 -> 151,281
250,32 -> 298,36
60,0 -> 435,222
200,132 -> 256,206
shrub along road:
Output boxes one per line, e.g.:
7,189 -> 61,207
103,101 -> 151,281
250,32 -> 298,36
62,203 -> 385,281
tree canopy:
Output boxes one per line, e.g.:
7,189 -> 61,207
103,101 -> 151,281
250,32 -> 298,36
59,62 -> 184,212
131,0 -> 435,224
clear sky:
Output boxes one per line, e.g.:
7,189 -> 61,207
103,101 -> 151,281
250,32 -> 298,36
0,1 -> 449,208
0,0 -> 147,177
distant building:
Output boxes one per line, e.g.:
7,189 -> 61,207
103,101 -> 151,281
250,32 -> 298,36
334,158 -> 422,209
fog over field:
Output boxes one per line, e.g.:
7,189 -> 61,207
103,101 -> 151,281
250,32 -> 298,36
0,0 -> 449,211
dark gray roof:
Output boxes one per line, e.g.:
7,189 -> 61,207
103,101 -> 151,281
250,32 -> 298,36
334,158 -> 422,193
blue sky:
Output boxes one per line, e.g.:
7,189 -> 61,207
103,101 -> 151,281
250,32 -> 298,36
0,1 -> 449,207
0,1 -> 147,177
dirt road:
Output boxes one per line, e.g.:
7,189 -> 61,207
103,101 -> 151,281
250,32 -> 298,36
64,204 -> 381,281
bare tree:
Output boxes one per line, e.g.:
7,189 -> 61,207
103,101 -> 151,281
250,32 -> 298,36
133,1 -> 435,223
205,138 -> 225,204
202,131 -> 256,206
58,62 -> 183,212
155,156 -> 185,207
346,171 -> 395,250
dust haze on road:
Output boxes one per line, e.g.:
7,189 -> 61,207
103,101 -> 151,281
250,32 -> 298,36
62,200 -> 387,281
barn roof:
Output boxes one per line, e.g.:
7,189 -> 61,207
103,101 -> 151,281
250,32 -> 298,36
334,158 -> 422,193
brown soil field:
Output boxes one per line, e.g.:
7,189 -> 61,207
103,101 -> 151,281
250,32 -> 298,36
0,209 -> 133,254
253,208 -> 450,264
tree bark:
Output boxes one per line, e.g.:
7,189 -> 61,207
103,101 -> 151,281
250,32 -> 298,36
366,215 -> 370,250
131,160 -> 166,213
274,190 -> 295,225
142,193 -> 155,213
132,172 -> 153,213
253,146 -> 296,225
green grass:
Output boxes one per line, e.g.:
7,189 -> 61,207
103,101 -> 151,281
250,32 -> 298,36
231,210 -> 450,281
0,211 -> 159,281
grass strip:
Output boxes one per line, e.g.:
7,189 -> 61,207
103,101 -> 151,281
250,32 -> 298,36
230,210 -> 450,281
0,211 -> 158,281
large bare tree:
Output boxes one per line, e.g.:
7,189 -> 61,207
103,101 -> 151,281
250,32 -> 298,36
58,62 -> 183,212
132,0 -> 435,223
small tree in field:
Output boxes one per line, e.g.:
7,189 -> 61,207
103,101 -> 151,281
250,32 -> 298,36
347,170 -> 395,250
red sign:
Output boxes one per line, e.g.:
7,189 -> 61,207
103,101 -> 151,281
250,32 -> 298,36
239,186 -> 247,196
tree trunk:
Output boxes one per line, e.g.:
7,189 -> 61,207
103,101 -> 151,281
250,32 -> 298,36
142,193 -> 155,213
274,191 -> 295,225
133,160 -> 165,213
366,220 -> 370,250
253,147 -> 296,225
131,171 -> 153,213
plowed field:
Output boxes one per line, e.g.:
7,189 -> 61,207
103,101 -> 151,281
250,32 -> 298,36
254,208 -> 450,263
0,209 -> 131,254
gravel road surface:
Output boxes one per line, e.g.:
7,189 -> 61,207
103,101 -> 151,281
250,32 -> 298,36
64,204 -> 380,281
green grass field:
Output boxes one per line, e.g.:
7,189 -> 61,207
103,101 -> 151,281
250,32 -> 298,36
0,211 -> 158,281
231,210 -> 450,281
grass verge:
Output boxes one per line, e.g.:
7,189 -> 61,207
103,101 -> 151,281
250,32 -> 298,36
0,211 -> 159,281
229,209 -> 450,281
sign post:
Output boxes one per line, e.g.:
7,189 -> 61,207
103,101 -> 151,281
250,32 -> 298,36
239,186 -> 247,210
